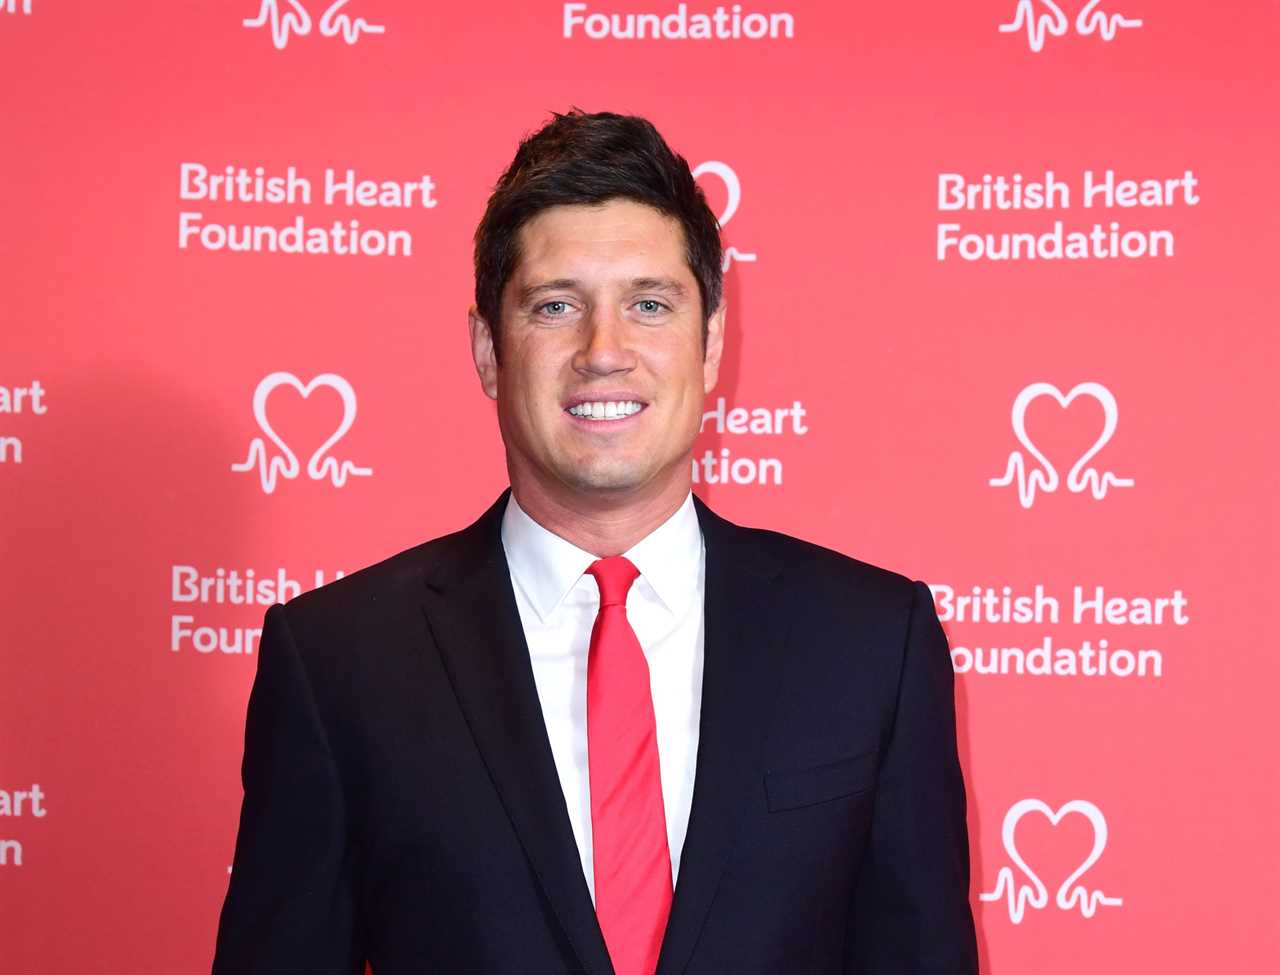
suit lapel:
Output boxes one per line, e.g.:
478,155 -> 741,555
420,490 -> 788,975
421,490 -> 614,975
656,495 -> 790,975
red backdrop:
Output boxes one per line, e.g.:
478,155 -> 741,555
3,2 -> 1278,972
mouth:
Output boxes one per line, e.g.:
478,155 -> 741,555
562,395 -> 649,425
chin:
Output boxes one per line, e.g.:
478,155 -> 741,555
559,459 -> 654,494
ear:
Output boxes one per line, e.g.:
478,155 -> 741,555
468,306 -> 499,400
702,299 -> 727,394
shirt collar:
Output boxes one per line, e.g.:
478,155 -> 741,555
500,491 -> 703,622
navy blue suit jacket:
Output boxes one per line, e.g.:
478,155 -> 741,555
212,490 -> 978,973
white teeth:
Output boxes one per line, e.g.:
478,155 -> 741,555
568,400 -> 643,420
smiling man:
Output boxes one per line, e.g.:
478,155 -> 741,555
471,196 -> 719,553
212,110 -> 979,975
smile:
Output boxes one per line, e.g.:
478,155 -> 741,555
565,400 -> 645,421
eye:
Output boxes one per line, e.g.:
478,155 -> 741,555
635,299 -> 669,315
536,300 -> 571,317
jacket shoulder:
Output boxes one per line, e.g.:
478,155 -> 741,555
276,521 -> 476,637
725,520 -> 921,615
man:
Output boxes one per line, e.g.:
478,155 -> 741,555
212,110 -> 978,974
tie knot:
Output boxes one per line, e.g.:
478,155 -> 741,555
587,556 -> 640,607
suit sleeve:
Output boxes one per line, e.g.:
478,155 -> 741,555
845,580 -> 979,974
211,603 -> 365,975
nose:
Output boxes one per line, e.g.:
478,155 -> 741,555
573,306 -> 636,378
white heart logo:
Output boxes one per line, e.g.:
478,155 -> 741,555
692,160 -> 758,272
998,0 -> 1068,53
989,381 -> 1134,507
999,0 -> 1143,54
231,371 -> 373,494
692,160 -> 741,226
243,0 -> 312,51
980,798 -> 1124,923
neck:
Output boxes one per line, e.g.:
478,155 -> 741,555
508,468 -> 691,557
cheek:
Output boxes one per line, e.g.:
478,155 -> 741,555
501,340 -> 553,399
650,351 -> 708,436
668,344 -> 710,401
503,354 -> 568,433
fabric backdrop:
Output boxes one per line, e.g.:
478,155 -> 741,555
2,2 -> 1277,972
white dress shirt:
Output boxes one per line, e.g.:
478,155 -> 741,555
500,491 -> 706,905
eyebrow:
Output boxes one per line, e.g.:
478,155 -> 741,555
516,277 -> 689,306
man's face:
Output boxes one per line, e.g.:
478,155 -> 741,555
470,198 -> 725,503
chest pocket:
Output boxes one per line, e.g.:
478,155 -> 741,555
764,749 -> 878,812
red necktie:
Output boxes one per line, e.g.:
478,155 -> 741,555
586,556 -> 673,975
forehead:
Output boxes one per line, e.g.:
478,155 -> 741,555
509,199 -> 692,287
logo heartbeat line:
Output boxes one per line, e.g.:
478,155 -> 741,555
243,0 -> 385,50
989,381 -> 1134,508
980,798 -> 1124,924
990,452 -> 1058,509
318,0 -> 386,44
722,247 -> 757,271
1075,0 -> 1143,41
999,0 -> 1141,53
231,372 -> 373,494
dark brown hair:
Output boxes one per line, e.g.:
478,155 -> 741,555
473,110 -> 723,359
